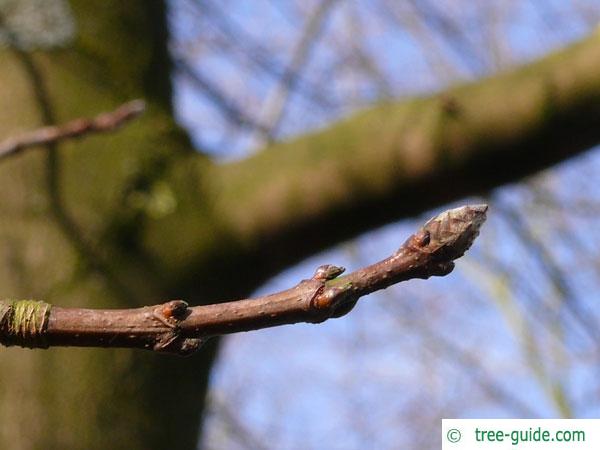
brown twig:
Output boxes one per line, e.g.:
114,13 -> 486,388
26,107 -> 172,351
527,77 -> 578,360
0,204 -> 487,356
0,99 -> 146,159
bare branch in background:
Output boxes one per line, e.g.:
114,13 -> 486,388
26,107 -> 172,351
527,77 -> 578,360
206,393 -> 270,450
187,0 -> 334,109
175,58 -> 269,133
0,100 -> 146,160
406,0 -> 487,75
379,0 -> 462,81
253,0 -> 340,144
496,202 -> 600,345
0,204 -> 487,355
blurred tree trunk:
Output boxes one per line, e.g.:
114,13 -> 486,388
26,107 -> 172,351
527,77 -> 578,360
2,2 -> 600,449
0,2 -> 219,449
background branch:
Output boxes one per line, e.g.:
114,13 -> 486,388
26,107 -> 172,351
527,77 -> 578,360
197,32 -> 600,297
0,99 -> 146,159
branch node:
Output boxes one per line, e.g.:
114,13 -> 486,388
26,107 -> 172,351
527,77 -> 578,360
151,300 -> 204,356
152,300 -> 190,329
414,229 -> 431,247
427,261 -> 456,277
440,93 -> 460,116
309,282 -> 357,322
312,264 -> 345,281
153,334 -> 205,356
160,300 -> 190,321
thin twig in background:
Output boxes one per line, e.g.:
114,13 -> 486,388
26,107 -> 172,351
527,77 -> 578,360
0,99 -> 146,160
0,204 -> 487,356
175,58 -> 268,133
253,0 -> 340,145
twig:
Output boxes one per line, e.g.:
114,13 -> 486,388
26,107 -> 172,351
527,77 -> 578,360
0,99 -> 146,159
0,204 -> 487,356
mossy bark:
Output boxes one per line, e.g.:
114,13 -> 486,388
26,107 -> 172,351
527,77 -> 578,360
209,31 -> 600,278
0,2 -> 221,449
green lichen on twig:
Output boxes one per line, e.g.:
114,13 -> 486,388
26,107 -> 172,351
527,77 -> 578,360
0,299 -> 51,348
